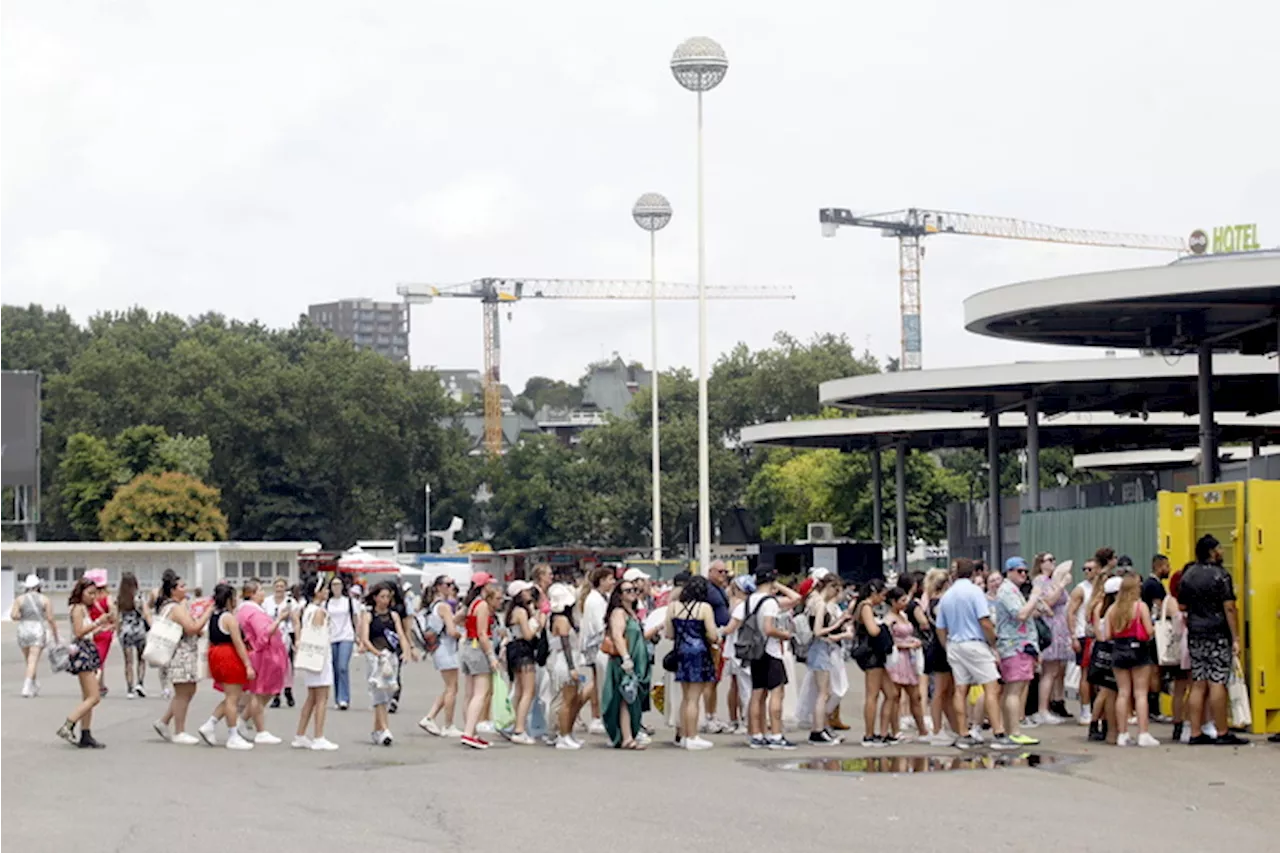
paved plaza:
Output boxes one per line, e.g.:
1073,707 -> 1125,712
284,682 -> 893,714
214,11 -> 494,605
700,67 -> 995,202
2,624 -> 1277,853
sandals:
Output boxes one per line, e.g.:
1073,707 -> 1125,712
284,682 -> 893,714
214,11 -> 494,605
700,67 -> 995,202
620,739 -> 647,750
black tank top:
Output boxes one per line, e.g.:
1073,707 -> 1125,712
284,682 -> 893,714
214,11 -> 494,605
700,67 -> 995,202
369,610 -> 396,652
210,610 -> 233,646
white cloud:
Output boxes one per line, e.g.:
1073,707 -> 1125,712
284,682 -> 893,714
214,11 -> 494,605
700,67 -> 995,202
10,230 -> 113,301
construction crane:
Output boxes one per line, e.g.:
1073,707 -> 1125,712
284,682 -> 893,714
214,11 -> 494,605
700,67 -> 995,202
818,208 -> 1188,371
397,278 -> 794,455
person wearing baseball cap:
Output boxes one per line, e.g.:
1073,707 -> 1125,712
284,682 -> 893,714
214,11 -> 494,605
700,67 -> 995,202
458,572 -> 502,749
83,569 -> 116,697
991,557 -> 1042,747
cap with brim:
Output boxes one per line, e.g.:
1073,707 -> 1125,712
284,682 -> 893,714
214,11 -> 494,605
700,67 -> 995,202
548,583 -> 576,612
622,568 -> 649,582
809,567 -> 831,579
507,580 -> 534,598
1004,556 -> 1027,572
1103,576 -> 1122,594
471,572 -> 494,588
85,568 -> 109,588
22,573 -> 41,589
733,575 -> 757,594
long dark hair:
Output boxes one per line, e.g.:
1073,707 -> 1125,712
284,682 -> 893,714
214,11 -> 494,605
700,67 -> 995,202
156,569 -> 182,610
364,580 -> 397,611
505,588 -> 534,625
430,574 -> 455,604
604,583 -> 633,627
213,582 -> 237,611
680,574 -> 710,606
118,572 -> 139,612
69,577 -> 96,607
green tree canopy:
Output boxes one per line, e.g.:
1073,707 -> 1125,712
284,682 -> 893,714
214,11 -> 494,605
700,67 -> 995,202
99,471 -> 229,541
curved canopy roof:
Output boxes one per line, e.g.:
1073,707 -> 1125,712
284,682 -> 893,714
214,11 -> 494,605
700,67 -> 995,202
818,354 -> 1277,416
962,252 -> 1280,355
740,411 -> 1280,454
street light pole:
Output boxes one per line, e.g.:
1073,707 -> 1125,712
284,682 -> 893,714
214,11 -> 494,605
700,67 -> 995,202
424,483 -> 432,554
671,36 -> 728,573
632,193 -> 673,565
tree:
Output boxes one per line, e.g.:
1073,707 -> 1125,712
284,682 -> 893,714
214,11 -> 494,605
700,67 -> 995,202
99,471 -> 229,542
57,434 -> 127,540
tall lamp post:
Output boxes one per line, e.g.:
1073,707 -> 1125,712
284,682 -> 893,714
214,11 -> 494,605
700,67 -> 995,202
632,192 -> 673,564
424,483 -> 432,554
670,36 -> 728,573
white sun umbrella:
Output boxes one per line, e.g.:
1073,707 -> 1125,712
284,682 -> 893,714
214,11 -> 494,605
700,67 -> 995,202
336,546 -> 402,575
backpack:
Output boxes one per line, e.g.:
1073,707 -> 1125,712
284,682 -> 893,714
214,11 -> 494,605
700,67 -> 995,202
791,608 -> 814,662
735,595 -> 775,663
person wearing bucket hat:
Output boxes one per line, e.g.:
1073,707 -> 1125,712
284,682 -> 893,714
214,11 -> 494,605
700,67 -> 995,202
546,582 -> 585,749
12,573 -> 59,697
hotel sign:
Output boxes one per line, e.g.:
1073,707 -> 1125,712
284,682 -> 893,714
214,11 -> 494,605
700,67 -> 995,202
1188,224 -> 1261,255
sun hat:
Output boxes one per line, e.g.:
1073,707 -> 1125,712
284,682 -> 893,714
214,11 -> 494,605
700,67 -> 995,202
507,579 -> 534,598
22,573 -> 41,589
548,582 -> 577,613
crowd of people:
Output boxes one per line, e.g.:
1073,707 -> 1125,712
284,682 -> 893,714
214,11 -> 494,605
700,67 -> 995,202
11,535 -> 1270,752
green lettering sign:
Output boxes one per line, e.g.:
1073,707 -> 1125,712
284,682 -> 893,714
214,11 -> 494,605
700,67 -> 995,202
1210,223 -> 1261,254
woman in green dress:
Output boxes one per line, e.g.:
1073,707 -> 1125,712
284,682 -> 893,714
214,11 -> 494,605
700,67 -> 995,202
601,580 -> 650,749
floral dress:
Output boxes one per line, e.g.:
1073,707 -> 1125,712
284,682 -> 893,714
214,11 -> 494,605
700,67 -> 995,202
1033,576 -> 1072,662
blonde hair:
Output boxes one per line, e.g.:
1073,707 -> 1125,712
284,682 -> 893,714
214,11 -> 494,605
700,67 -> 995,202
1108,572 -> 1141,634
923,568 -> 949,599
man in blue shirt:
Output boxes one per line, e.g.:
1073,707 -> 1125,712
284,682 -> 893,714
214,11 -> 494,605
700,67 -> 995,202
936,559 -> 1014,750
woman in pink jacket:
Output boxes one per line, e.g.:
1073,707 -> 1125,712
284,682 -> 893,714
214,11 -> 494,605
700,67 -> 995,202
200,578 -> 289,746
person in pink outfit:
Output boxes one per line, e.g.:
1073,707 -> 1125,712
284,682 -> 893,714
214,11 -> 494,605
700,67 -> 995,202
198,578 -> 289,746
84,570 -> 115,696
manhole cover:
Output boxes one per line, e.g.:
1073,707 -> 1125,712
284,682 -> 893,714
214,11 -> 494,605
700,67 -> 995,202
750,752 -> 1086,775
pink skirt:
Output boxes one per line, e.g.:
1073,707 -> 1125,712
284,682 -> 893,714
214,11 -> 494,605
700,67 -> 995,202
887,646 -> 919,686
246,641 -> 288,695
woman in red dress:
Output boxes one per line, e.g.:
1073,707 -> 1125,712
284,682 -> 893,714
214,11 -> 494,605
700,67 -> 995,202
85,570 -> 114,697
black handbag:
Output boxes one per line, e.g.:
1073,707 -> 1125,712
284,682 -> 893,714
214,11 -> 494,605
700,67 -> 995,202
1087,640 -> 1117,691
1034,617 -> 1053,651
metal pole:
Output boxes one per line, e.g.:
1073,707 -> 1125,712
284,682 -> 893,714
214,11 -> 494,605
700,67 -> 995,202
895,439 -> 908,573
695,88 -> 711,573
870,445 -> 883,544
1198,342 -> 1216,484
424,483 -> 432,553
1026,397 -> 1041,512
988,413 -> 1002,569
650,229 -> 662,563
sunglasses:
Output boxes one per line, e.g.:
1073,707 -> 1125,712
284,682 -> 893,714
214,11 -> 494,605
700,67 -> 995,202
621,587 -> 637,594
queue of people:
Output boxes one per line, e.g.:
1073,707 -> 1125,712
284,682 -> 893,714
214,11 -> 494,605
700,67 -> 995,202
24,545 -> 1267,752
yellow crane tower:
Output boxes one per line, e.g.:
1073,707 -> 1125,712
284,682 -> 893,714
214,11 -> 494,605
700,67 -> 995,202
397,278 -> 793,455
818,208 -> 1188,370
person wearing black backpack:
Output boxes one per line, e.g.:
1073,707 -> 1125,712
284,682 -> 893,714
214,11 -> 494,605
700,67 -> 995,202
739,567 -> 802,750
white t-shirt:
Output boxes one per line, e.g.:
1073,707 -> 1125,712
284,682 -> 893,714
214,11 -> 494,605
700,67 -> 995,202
581,589 -> 608,653
746,592 -> 783,660
325,596 -> 362,644
263,595 -> 296,635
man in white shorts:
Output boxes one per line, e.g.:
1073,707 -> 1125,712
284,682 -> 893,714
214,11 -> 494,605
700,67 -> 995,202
935,559 -> 1015,750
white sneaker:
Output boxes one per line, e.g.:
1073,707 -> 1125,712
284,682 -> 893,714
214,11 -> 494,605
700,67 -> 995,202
1020,717 -> 1040,730
477,721 -> 496,734
1116,733 -> 1133,747
899,715 -> 917,731
21,678 -> 34,697
310,737 -> 339,751
1180,726 -> 1192,744
927,732 -> 957,747
968,725 -> 986,743
126,687 -> 136,700
510,732 -> 536,745
380,729 -> 394,746
555,735 -> 582,750
152,720 -> 172,741
587,718 -> 606,735
226,731 -> 254,751
254,731 -> 282,745
418,717 -> 442,736
33,679 -> 41,696
370,731 -> 382,745
685,736 -> 714,751
1204,721 -> 1219,738
197,719 -> 219,747
636,731 -> 652,746
172,732 -> 200,746
1137,732 -> 1160,747
441,725 -> 463,738
291,735 -> 313,749
1033,711 -> 1064,726
1078,708 -> 1093,726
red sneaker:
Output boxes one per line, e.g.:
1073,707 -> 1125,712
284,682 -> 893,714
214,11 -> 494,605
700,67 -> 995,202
460,735 -> 490,750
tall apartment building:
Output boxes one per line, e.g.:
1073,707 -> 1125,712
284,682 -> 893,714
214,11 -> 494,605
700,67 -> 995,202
307,299 -> 409,363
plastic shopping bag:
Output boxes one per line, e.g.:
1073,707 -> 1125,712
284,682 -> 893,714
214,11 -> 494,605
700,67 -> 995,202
1228,657 -> 1252,729
490,672 -> 515,731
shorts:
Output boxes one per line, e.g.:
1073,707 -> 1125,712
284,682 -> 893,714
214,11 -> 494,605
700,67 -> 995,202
432,643 -> 459,672
806,640 -> 836,673
946,642 -> 1000,687
458,642 -> 492,677
208,644 -> 249,685
1187,634 -> 1232,685
749,655 -> 787,692
998,651 -> 1036,684
1111,637 -> 1153,670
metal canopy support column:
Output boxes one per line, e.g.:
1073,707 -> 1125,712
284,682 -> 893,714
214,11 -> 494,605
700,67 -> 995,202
1198,342 -> 1217,484
987,412 -> 1002,570
895,439 -> 908,573
1026,397 -> 1041,512
870,444 -> 883,545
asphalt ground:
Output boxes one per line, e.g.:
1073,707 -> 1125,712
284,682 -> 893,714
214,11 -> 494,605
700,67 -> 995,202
2,624 -> 1277,853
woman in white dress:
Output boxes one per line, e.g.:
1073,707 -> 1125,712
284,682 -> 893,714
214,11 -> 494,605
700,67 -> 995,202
11,574 -> 59,697
293,576 -> 339,750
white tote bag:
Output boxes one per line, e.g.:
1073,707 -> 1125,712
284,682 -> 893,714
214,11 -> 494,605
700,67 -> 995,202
142,607 -> 183,667
1228,656 -> 1252,729
295,616 -> 329,673
1154,598 -> 1182,667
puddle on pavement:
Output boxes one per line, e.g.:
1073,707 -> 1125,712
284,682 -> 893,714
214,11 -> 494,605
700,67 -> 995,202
324,759 -> 429,771
755,752 -> 1086,775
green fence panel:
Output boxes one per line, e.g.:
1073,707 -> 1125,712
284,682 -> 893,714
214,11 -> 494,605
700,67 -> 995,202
1019,502 -> 1158,581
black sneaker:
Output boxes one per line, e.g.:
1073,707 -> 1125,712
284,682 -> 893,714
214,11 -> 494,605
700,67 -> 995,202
78,733 -> 106,749
284,688 -> 295,708
1050,701 -> 1073,719
1171,722 -> 1183,743
808,730 -> 836,745
748,735 -> 769,749
1087,728 -> 1106,742
767,736 -> 797,750
270,696 -> 281,709
1215,733 -> 1249,746
861,735 -> 879,748
1188,733 -> 1215,745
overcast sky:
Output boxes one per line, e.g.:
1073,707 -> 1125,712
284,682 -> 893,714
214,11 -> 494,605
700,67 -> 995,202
4,1 -> 1277,392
